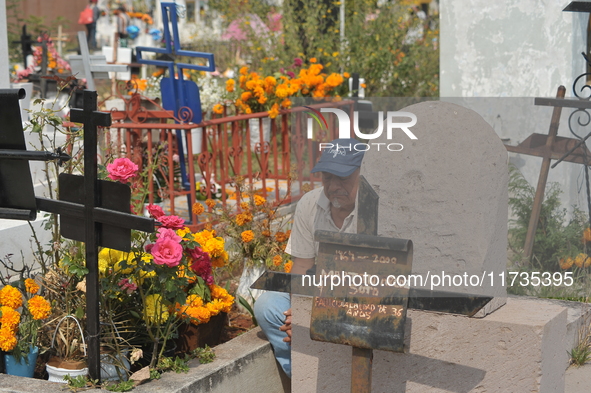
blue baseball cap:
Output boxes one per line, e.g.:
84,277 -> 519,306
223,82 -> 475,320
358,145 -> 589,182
311,138 -> 365,177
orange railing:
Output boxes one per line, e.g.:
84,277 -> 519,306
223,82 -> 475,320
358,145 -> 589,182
105,97 -> 354,230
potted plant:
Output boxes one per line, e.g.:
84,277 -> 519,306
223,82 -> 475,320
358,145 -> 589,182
45,315 -> 88,383
0,280 -> 52,378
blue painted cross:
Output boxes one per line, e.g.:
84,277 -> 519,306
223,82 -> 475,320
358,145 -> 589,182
136,2 -> 215,189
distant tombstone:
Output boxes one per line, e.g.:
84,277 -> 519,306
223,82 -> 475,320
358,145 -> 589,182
101,47 -> 133,80
361,100 -> 508,315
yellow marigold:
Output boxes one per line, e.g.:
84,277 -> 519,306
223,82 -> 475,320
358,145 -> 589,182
202,237 -> 225,257
114,254 -> 136,275
284,260 -> 293,273
310,58 -> 317,63
585,256 -> 591,268
226,79 -> 235,92
185,305 -> 211,325
99,248 -> 128,268
27,295 -> 51,320
205,199 -> 216,209
575,253 -> 587,268
584,228 -> 591,243
211,251 -> 229,268
239,66 -> 249,75
559,257 -> 574,270
235,213 -> 252,226
241,230 -> 255,243
213,104 -> 224,115
245,106 -> 252,114
192,203 -> 205,215
253,195 -> 265,206
144,294 -> 169,324
194,229 -> 215,246
273,255 -> 282,266
268,103 -> 280,119
24,278 -> 39,294
0,326 -> 17,351
0,286 -> 22,309
0,306 -> 20,329
177,227 -> 191,238
275,232 -> 288,243
205,299 -> 226,316
240,202 -> 250,211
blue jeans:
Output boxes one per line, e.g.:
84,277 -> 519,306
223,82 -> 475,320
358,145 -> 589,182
254,292 -> 291,378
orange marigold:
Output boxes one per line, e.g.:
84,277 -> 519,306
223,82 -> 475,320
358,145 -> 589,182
186,305 -> 211,325
273,255 -> 282,266
205,199 -> 216,209
235,213 -> 253,226
240,202 -> 250,211
310,58 -> 317,63
254,195 -> 266,206
24,278 -> 39,294
241,230 -> 255,243
0,306 -> 20,329
226,79 -> 236,92
28,295 -> 51,320
213,104 -> 224,115
268,103 -> 280,119
262,230 -> 271,237
575,253 -> 587,268
239,66 -> 249,75
0,326 -> 17,351
0,285 -> 22,309
559,257 -> 574,270
275,232 -> 288,243
192,203 -> 205,215
584,228 -> 591,243
284,260 -> 293,273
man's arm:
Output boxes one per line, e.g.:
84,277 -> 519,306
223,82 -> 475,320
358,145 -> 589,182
280,257 -> 314,343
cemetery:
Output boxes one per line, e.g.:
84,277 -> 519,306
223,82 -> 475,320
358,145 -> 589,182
1,0 -> 591,392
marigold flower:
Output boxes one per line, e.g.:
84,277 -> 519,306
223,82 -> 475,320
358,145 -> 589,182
343,72 -> 350,78
144,294 -> 169,324
262,230 -> 271,237
254,195 -> 266,206
202,237 -> 225,257
559,257 -> 574,270
235,213 -> 252,226
268,103 -> 280,119
361,83 -> 367,88
586,256 -> 591,268
275,232 -> 288,243
575,253 -> 587,268
212,104 -> 224,115
310,58 -> 317,63
0,285 -> 22,309
0,306 -> 20,329
226,79 -> 235,92
239,66 -> 249,75
241,230 -> 255,243
24,278 -> 39,294
192,203 -> 205,215
186,305 -> 211,325
583,228 -> 591,243
284,260 -> 293,273
0,326 -> 17,351
193,229 -> 215,246
205,199 -> 216,209
28,295 -> 51,320
273,255 -> 282,266
280,98 -> 292,108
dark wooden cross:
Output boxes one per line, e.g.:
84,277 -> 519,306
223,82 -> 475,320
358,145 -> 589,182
505,86 -> 591,259
0,88 -> 155,381
252,176 -> 492,392
12,25 -> 35,71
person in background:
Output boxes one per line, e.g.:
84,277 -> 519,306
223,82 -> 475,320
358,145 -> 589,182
86,0 -> 100,50
115,5 -> 130,48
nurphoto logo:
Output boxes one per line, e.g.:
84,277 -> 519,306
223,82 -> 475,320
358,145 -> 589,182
304,106 -> 417,152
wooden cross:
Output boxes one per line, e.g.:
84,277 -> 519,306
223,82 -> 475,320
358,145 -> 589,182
50,25 -> 69,58
69,31 -> 128,91
0,88 -> 154,381
505,86 -> 591,259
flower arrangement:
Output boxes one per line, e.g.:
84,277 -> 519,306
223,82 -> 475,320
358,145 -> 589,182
13,33 -> 71,82
193,177 -> 292,272
0,280 -> 52,361
219,58 -> 348,119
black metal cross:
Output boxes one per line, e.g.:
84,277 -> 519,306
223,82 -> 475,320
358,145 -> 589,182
12,25 -> 35,72
0,89 -> 154,381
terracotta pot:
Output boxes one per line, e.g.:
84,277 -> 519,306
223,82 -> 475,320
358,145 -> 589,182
175,312 -> 228,353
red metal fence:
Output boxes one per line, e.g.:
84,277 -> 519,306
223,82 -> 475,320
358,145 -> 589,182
105,96 -> 354,229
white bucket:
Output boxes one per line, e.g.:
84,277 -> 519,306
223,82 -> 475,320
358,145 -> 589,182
46,364 -> 88,383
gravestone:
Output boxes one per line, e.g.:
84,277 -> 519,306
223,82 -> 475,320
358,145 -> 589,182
291,101 -> 570,392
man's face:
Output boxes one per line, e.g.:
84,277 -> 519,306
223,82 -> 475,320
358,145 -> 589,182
321,169 -> 360,210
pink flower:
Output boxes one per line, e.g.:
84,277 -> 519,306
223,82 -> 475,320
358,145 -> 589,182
293,57 -> 303,67
107,158 -> 138,183
286,71 -> 295,79
188,247 -> 213,285
150,238 -> 184,267
158,215 -> 185,229
147,204 -> 165,218
156,227 -> 182,243
118,278 -> 138,294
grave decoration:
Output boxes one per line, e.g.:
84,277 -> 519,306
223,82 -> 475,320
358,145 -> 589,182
136,1 -> 216,192
252,176 -> 493,392
0,88 -> 155,381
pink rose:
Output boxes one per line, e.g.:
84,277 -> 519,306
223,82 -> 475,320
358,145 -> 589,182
156,227 -> 182,243
107,158 -> 138,183
150,238 -> 184,267
158,215 -> 185,229
118,278 -> 138,294
188,247 -> 213,285
147,204 -> 165,218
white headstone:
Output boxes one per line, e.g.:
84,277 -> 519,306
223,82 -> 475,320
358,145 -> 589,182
0,0 -> 11,88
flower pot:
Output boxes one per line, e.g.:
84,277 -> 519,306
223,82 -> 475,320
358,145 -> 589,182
4,346 -> 38,378
176,312 -> 227,354
248,118 -> 271,151
101,351 -> 130,382
236,263 -> 266,311
46,358 -> 88,383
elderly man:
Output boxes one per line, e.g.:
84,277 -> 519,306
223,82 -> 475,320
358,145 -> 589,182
254,138 -> 363,378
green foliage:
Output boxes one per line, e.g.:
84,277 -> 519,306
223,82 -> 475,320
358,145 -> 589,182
569,345 -> 591,367
508,166 -> 587,272
105,380 -> 135,392
64,375 -> 99,391
149,369 -> 162,380
237,294 -> 258,327
157,355 -> 190,373
192,345 -> 216,364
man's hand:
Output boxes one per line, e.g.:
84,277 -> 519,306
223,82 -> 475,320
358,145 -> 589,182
279,308 -> 292,343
